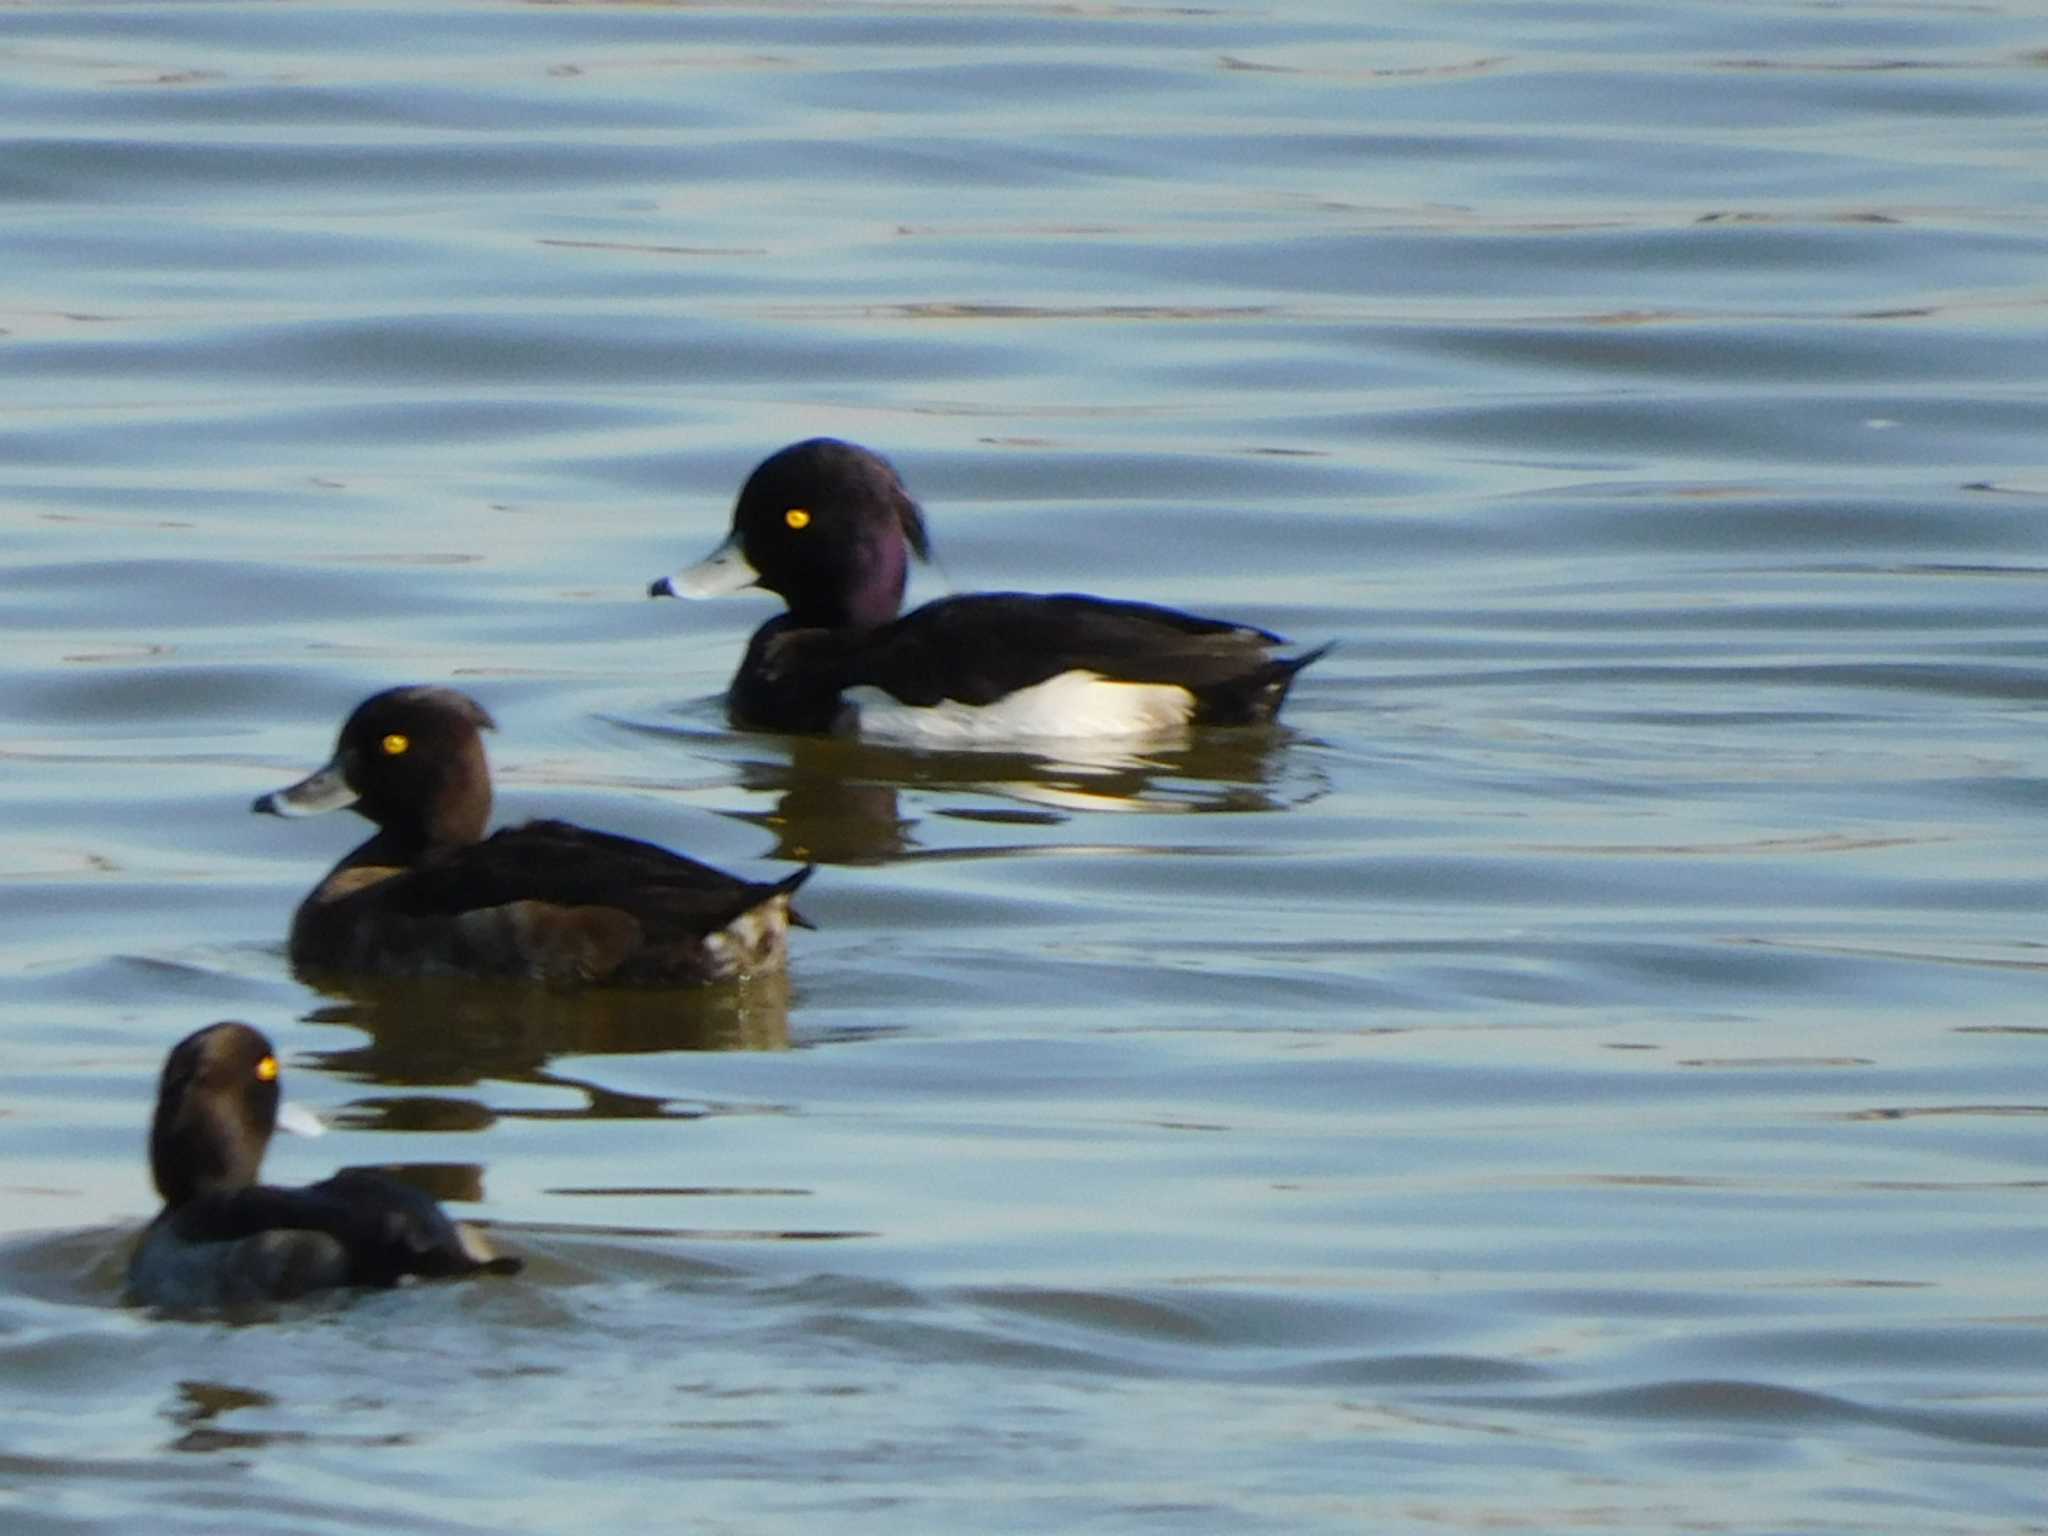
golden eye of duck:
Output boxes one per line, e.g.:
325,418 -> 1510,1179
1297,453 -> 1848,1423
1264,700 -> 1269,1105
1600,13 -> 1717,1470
256,1055 -> 279,1083
784,508 -> 811,530
381,733 -> 410,756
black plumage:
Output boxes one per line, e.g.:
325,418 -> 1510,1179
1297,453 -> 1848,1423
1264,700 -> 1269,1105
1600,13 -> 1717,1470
653,438 -> 1328,737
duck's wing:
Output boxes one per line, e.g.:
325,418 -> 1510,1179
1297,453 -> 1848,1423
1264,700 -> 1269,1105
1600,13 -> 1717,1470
850,592 -> 1300,706
385,821 -> 811,934
295,823 -> 810,984
306,1170 -> 520,1283
164,1176 -> 518,1287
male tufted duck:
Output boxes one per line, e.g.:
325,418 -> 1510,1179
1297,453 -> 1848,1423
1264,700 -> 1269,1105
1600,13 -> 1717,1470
650,438 -> 1328,741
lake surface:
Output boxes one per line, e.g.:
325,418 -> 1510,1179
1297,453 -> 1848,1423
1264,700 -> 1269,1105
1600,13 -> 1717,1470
3,1 -> 2047,1530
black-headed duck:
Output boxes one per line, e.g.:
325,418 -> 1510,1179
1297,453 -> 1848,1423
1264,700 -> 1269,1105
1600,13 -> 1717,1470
650,438 -> 1329,741
254,686 -> 809,985
128,1021 -> 519,1309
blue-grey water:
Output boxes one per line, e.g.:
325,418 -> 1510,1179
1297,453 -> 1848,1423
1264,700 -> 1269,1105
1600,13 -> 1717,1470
4,2 -> 2048,1530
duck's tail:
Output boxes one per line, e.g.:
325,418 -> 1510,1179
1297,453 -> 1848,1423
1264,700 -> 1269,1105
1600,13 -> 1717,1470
1195,641 -> 1333,726
768,864 -> 819,931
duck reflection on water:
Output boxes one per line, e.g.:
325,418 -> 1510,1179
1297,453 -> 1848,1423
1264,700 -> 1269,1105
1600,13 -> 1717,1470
291,967 -> 793,1129
269,972 -> 866,1265
614,722 -> 1321,867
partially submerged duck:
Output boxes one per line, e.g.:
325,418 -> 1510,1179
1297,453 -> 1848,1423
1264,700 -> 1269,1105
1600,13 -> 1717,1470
651,437 -> 1328,741
254,685 -> 809,985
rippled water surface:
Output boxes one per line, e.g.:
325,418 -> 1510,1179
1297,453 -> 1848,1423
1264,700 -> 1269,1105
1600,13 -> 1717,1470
4,1 -> 2048,1530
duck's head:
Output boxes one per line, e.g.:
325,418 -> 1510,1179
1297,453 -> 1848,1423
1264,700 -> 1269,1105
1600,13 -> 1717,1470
652,438 -> 932,630
252,685 -> 497,849
148,1021 -> 323,1207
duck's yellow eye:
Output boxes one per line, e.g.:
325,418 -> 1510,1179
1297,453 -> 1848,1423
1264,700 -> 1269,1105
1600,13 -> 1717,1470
784,508 -> 811,530
381,733 -> 409,756
256,1055 -> 279,1083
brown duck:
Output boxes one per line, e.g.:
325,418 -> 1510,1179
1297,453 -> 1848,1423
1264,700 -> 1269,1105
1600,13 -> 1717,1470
254,686 -> 810,985
129,1021 -> 520,1308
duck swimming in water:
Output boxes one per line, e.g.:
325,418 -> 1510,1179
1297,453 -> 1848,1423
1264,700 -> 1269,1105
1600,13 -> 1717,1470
128,1021 -> 519,1308
651,438 -> 1327,742
254,685 -> 810,985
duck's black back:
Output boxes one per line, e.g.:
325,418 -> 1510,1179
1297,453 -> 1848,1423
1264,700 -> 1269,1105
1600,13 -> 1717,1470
163,1170 -> 516,1287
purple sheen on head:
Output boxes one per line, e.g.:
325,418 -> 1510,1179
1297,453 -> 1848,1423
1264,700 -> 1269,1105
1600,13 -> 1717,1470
842,522 -> 910,630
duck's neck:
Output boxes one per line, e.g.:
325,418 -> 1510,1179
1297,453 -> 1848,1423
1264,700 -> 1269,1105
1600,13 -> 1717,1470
151,1105 -> 265,1209
785,527 -> 908,632
353,757 -> 491,860
345,811 -> 484,869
